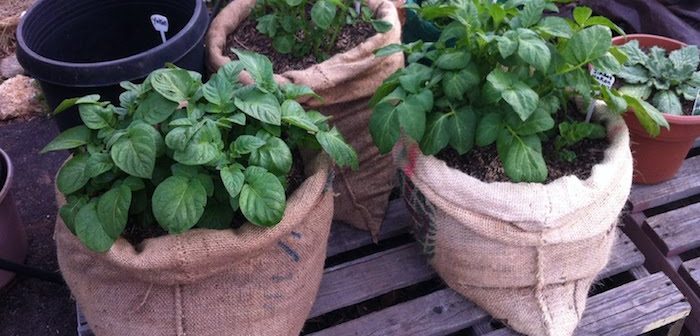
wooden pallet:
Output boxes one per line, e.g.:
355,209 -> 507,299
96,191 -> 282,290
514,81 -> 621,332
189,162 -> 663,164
623,139 -> 700,335
78,181 -> 695,336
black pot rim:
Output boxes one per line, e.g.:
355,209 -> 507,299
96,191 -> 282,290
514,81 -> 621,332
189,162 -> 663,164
0,148 -> 12,204
16,0 -> 208,86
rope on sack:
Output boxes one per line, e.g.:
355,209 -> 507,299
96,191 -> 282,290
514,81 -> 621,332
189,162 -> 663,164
533,189 -> 555,334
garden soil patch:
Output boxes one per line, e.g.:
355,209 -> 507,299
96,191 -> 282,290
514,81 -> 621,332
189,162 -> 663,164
0,116 -> 75,336
0,0 -> 34,58
225,18 -> 376,74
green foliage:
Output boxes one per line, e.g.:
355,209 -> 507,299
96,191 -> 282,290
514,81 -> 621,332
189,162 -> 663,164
253,0 -> 392,61
369,0 -> 668,183
617,41 -> 700,115
43,51 -> 358,252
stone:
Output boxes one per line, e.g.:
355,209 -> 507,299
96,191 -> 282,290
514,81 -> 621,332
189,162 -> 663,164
0,54 -> 25,79
0,75 -> 46,120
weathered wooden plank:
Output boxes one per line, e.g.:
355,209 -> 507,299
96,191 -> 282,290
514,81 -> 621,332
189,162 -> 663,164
309,228 -> 642,334
628,155 -> 700,212
327,199 -> 410,257
308,289 -> 488,336
645,202 -> 700,257
485,273 -> 690,336
310,243 -> 434,318
687,257 -> 700,285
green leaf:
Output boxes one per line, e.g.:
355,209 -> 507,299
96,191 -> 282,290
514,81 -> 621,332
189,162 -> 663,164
573,6 -> 592,26
476,113 -> 503,147
150,69 -> 194,103
495,35 -> 519,59
618,40 -> 649,65
256,14 -> 277,37
448,107 -> 477,154
562,26 -> 612,66
234,135 -> 266,155
370,102 -> 401,154
374,44 -> 404,57
121,176 -> 145,191
281,100 -> 319,132
398,90 -> 433,141
41,126 -> 91,153
281,84 -> 321,100
97,185 -> 131,240
249,135 -> 293,175
59,196 -> 88,234
371,20 -> 393,33
221,164 -> 245,199
196,198 -> 235,229
111,123 -> 157,178
518,0 -> 546,28
79,104 -> 115,130
600,86 -> 628,114
647,46 -> 673,78
273,34 -> 295,54
172,122 -> 223,165
54,95 -> 102,115
653,91 -> 683,115
535,16 -> 572,38
669,46 -> 700,78
504,83 -> 539,121
503,134 -> 547,183
584,16 -> 625,36
136,92 -> 179,124
513,107 -> 555,135
435,51 -> 471,70
620,84 -> 652,100
624,95 -> 668,137
233,49 -> 275,93
311,0 -> 337,30
399,63 -> 433,93
86,152 -> 114,178
152,176 -> 207,234
678,83 -> 700,101
285,0 -> 303,6
75,201 -> 115,252
617,65 -> 650,84
240,166 -> 286,227
202,74 -> 235,107
218,61 -> 245,84
57,154 -> 90,194
443,64 -> 480,100
517,31 -> 551,72
316,127 -> 359,170
591,52 -> 622,74
234,89 -> 282,125
419,112 -> 450,155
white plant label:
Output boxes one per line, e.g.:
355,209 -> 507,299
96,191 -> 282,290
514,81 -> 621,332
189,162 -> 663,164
151,14 -> 169,44
590,69 -> 615,89
693,91 -> 700,115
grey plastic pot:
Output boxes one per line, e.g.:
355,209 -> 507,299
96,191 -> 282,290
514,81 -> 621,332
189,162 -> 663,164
0,148 -> 27,288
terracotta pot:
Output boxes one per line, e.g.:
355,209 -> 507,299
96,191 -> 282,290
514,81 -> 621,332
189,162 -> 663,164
612,34 -> 700,184
0,148 -> 27,288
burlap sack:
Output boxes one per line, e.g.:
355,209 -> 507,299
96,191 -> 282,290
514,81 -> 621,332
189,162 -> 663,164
206,0 -> 403,239
394,102 -> 633,336
56,156 -> 334,336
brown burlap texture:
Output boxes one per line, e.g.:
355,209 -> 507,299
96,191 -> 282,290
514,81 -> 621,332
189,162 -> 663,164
55,156 -> 334,336
206,0 -> 403,239
394,102 -> 633,336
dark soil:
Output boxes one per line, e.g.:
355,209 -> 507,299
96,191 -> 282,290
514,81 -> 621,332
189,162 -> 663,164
225,18 -> 376,73
437,109 -> 610,184
0,116 -> 76,336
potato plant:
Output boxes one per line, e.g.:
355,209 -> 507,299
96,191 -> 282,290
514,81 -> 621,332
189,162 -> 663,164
42,50 -> 358,252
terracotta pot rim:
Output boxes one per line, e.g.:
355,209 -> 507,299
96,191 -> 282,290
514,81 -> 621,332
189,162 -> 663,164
0,148 -> 12,203
613,34 -> 700,122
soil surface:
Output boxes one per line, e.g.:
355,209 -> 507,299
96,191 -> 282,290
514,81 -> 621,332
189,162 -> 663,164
0,0 -> 34,58
437,109 -> 610,183
0,116 -> 75,336
225,18 -> 376,73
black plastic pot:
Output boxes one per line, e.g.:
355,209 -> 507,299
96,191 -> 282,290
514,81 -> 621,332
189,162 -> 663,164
0,148 -> 26,289
16,0 -> 209,131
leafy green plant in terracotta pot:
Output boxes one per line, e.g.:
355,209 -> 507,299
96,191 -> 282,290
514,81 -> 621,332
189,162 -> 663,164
369,1 -> 667,335
206,0 -> 403,239
614,34 -> 700,184
42,51 -> 357,336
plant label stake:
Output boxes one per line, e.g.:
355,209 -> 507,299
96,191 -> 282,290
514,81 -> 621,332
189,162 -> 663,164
587,69 -> 616,122
693,91 -> 700,116
151,14 -> 169,44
